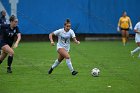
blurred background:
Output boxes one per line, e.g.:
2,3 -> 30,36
1,0 -> 140,41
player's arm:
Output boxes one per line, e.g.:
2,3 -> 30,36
118,18 -> 121,27
117,18 -> 121,32
71,30 -> 80,44
134,29 -> 140,34
49,32 -> 55,46
128,17 -> 132,30
134,23 -> 140,34
72,37 -> 80,44
134,27 -> 140,34
13,33 -> 21,48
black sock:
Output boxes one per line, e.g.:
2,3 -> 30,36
7,56 -> 13,67
0,60 -> 2,64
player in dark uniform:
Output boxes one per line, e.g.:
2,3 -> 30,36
0,10 -> 8,54
0,10 -> 7,24
0,15 -> 21,73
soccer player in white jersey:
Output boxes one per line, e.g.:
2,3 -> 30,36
131,19 -> 140,58
48,19 -> 80,75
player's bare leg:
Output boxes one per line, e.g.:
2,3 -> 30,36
126,31 -> 129,44
121,30 -> 126,46
0,51 -> 8,64
1,45 -> 14,73
58,48 -> 78,75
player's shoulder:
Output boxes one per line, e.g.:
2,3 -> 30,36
119,17 -> 124,21
57,28 -> 65,33
125,16 -> 131,19
136,22 -> 140,25
120,16 -> 124,19
68,29 -> 75,36
56,28 -> 64,31
58,28 -> 63,30
69,29 -> 74,32
53,28 -> 64,35
137,22 -> 140,24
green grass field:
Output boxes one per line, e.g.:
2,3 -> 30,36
0,41 -> 140,93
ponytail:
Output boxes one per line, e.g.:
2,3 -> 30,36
64,18 -> 71,25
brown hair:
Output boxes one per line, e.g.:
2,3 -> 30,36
1,10 -> 5,14
64,18 -> 71,25
9,15 -> 16,22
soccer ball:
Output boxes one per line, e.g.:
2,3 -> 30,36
91,68 -> 100,77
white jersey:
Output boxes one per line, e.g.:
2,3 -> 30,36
134,22 -> 140,43
53,28 -> 76,52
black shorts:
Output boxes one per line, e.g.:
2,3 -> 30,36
0,42 -> 7,49
120,28 -> 129,31
0,40 -> 12,49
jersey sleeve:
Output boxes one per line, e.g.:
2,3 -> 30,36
118,17 -> 121,27
128,17 -> 132,27
71,30 -> 76,38
53,29 -> 61,36
134,23 -> 139,30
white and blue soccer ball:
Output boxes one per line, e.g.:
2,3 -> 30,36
91,68 -> 100,77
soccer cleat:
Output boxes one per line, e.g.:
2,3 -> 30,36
48,67 -> 53,74
72,71 -> 78,75
7,67 -> 12,73
0,61 -> 2,64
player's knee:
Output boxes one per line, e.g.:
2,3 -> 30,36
58,59 -> 63,62
9,51 -> 14,56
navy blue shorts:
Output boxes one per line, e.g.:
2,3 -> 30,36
0,40 -> 12,49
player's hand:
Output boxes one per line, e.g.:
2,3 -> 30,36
51,41 -> 55,46
117,26 -> 120,32
137,32 -> 140,34
13,43 -> 18,48
76,41 -> 80,45
129,26 -> 133,30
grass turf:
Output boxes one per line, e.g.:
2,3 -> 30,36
0,41 -> 140,93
